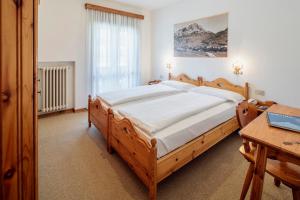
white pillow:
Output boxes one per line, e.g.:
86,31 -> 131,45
190,86 -> 245,103
160,80 -> 196,91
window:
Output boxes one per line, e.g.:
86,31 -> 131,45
87,10 -> 141,95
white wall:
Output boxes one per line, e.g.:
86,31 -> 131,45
152,0 -> 300,107
38,0 -> 151,109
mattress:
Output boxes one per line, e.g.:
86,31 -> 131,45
113,101 -> 237,158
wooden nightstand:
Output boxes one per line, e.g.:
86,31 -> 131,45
256,100 -> 277,114
148,80 -> 161,85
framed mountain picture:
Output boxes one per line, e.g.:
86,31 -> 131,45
174,13 -> 228,57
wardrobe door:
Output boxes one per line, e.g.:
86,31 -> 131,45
0,0 -> 38,199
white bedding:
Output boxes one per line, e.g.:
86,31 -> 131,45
154,102 -> 236,158
114,101 -> 236,158
118,92 -> 226,134
99,84 -> 183,106
190,86 -> 245,103
160,80 -> 197,90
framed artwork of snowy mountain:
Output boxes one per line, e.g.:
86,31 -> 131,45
174,13 -> 228,57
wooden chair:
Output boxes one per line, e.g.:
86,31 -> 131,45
236,101 -> 300,200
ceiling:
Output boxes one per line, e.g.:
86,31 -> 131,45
112,0 -> 181,10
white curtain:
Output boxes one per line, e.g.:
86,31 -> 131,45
87,10 -> 141,96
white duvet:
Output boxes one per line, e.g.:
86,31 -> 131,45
99,84 -> 182,106
118,92 -> 226,134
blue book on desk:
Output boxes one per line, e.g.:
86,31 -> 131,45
267,112 -> 300,133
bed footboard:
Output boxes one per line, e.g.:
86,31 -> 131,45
88,95 -> 109,139
156,117 -> 239,182
108,110 -> 158,200
108,115 -> 239,200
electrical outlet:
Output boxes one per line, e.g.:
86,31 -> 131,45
159,75 -> 164,79
255,89 -> 265,96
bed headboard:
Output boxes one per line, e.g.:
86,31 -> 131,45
168,73 -> 248,99
203,78 -> 249,100
169,73 -> 203,86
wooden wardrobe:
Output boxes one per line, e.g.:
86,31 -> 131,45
1,0 -> 38,199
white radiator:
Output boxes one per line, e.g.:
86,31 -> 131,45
38,66 -> 69,113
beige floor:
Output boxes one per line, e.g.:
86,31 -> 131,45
39,111 -> 292,200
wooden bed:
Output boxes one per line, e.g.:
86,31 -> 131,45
107,78 -> 249,200
88,96 -> 109,139
88,73 -> 203,139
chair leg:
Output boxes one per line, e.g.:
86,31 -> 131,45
274,178 -> 281,187
292,189 -> 300,200
240,163 -> 255,200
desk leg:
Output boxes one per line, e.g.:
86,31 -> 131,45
250,145 -> 268,200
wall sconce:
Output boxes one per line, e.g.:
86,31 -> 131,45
232,63 -> 243,75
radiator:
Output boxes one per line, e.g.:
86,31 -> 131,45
39,66 -> 69,113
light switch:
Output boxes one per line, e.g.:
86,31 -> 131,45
255,89 -> 265,96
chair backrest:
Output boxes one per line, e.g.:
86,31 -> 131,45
236,101 -> 258,128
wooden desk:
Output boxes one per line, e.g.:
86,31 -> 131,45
240,104 -> 300,200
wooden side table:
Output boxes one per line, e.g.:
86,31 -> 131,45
256,100 -> 277,114
148,80 -> 161,85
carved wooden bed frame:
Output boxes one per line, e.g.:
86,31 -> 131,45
107,78 -> 249,200
88,96 -> 109,139
88,73 -> 203,139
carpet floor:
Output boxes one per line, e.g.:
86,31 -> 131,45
38,111 -> 292,200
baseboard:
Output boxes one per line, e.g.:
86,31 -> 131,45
73,108 -> 87,113
38,108 -> 87,118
